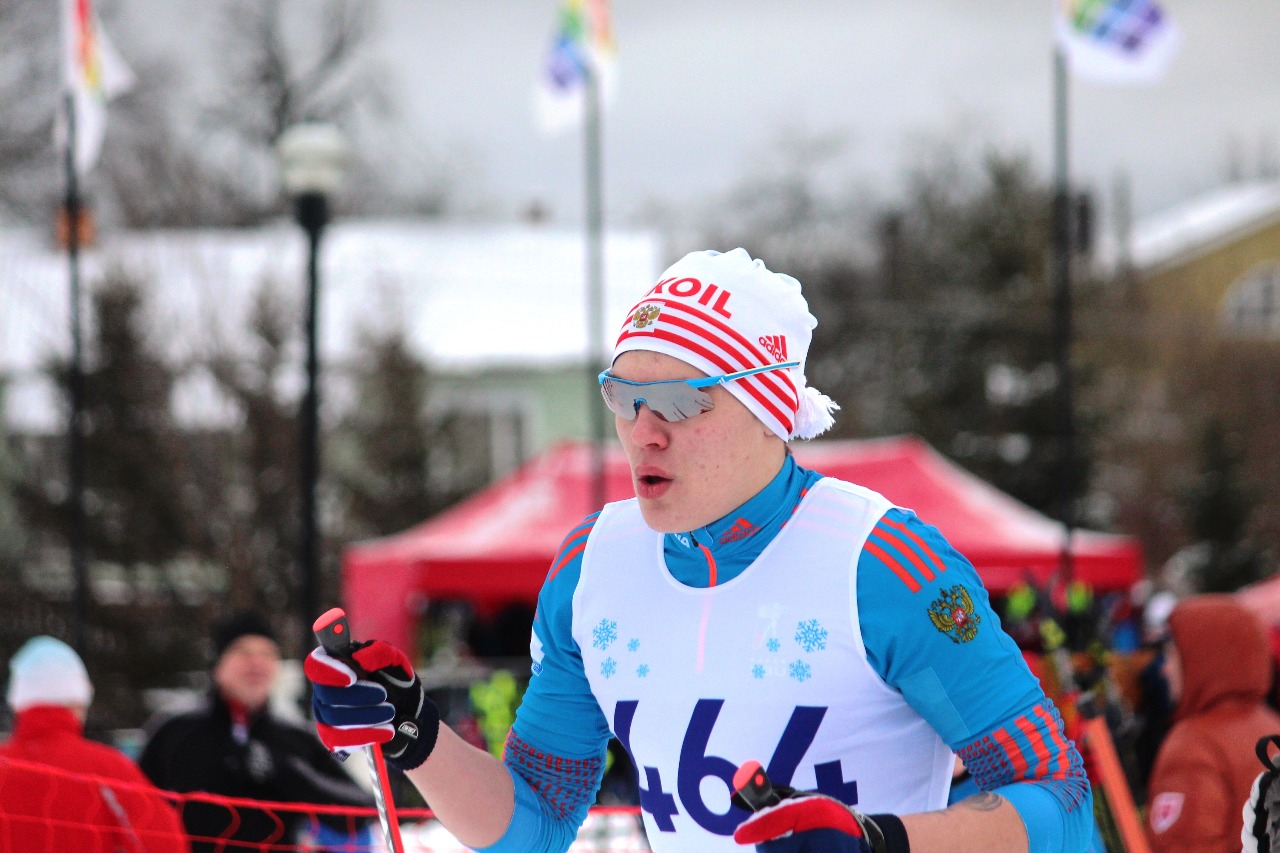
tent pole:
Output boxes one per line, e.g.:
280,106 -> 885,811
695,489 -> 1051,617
584,59 -> 607,513
1051,46 -> 1077,588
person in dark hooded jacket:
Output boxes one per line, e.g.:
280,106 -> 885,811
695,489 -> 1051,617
1144,594 -> 1280,853
139,611 -> 374,852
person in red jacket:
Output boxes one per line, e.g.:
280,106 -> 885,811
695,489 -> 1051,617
1145,595 -> 1280,853
0,635 -> 189,853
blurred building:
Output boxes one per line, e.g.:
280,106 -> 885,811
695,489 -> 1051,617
1091,179 -> 1280,584
1102,179 -> 1280,347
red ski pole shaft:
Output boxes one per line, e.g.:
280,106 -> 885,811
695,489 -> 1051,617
313,607 -> 407,853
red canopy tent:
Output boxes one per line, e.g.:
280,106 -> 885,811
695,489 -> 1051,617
342,436 -> 1144,653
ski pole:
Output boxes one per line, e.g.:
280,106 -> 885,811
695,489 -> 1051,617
313,607 -> 407,853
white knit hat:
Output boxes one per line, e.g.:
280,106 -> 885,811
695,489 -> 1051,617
6,636 -> 94,711
611,248 -> 838,440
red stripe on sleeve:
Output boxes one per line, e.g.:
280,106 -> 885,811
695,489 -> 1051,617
880,516 -> 946,576
1014,714 -> 1060,779
868,527 -> 936,583
863,540 -> 922,593
992,725 -> 1030,779
1032,703 -> 1072,773
548,543 -> 586,582
547,520 -> 597,582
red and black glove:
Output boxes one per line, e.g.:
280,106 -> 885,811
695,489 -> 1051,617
304,639 -> 440,771
731,761 -> 908,853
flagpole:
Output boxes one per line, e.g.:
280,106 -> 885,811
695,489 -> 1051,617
62,91 -> 90,654
1051,46 -> 1077,589
584,62 -> 607,513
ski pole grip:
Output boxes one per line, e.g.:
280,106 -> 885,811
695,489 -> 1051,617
314,607 -> 355,659
733,760 -> 782,811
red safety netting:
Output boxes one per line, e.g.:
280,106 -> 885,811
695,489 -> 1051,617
0,755 -> 649,852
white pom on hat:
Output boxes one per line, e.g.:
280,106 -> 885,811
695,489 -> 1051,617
611,248 -> 838,440
795,385 -> 839,440
7,636 -> 94,711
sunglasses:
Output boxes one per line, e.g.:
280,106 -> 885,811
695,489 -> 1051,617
598,361 -> 799,422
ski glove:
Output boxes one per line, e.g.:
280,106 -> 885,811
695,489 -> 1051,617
731,762 -> 908,853
304,639 -> 440,771
1244,734 -> 1280,853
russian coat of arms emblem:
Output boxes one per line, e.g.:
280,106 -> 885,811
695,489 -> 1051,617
928,584 -> 981,643
631,303 -> 661,329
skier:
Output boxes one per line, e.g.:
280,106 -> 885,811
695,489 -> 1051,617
306,248 -> 1093,852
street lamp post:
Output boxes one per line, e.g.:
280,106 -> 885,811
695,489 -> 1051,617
276,122 -> 349,655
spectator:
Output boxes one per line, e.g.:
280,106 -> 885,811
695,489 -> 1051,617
1145,594 -> 1280,852
0,635 -> 188,852
139,611 -> 374,852
1131,590 -> 1177,800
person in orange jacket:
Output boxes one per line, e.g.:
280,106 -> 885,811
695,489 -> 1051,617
0,635 -> 189,852
1145,594 -> 1280,852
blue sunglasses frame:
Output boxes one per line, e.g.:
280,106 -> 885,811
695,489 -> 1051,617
598,361 -> 799,422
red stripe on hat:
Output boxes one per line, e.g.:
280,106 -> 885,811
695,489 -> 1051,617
648,328 -> 793,433
614,297 -> 799,410
661,309 -> 799,409
649,307 -> 800,425
661,301 -> 799,400
664,299 -> 769,362
617,326 -> 793,432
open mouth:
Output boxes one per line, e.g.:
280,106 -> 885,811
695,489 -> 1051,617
635,472 -> 673,499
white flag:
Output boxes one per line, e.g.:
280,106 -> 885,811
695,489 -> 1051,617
534,0 -> 617,134
59,0 -> 134,176
1053,0 -> 1180,85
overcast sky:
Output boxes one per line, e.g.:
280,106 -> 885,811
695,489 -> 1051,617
121,0 -> 1280,229
376,1 -> 1280,225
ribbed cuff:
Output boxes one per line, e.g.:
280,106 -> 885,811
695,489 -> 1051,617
869,813 -> 910,853
385,694 -> 440,771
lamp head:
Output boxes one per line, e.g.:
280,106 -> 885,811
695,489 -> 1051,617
276,122 -> 350,198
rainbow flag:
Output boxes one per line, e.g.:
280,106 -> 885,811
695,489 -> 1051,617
59,0 -> 134,175
1054,0 -> 1180,84
535,0 -> 617,133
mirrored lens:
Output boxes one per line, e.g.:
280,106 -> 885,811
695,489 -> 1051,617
600,378 -> 715,422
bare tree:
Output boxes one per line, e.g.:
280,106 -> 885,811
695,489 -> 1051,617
103,56 -> 262,228
193,0 -> 398,222
3,0 -> 454,228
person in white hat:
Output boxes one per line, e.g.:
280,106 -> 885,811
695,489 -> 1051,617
1,635 -> 188,852
304,249 -> 1094,852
